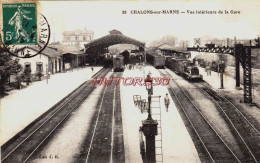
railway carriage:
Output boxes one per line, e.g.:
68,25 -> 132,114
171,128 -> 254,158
170,58 -> 187,73
146,52 -> 165,69
165,56 -> 176,68
113,55 -> 125,72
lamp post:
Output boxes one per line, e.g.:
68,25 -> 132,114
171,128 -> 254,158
140,74 -> 158,163
219,60 -> 225,89
145,75 -> 153,118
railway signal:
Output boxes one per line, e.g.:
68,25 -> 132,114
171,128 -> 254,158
194,38 -> 201,47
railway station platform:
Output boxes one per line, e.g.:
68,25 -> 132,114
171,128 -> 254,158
1,66 -> 103,146
198,67 -> 237,91
121,65 -> 201,163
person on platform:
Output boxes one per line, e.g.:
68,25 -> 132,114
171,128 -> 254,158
206,64 -> 211,76
164,93 -> 170,112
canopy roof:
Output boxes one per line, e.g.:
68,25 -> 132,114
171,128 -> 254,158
25,46 -> 63,58
85,30 -> 145,53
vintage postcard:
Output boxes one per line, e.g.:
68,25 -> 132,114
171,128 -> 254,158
1,0 -> 260,162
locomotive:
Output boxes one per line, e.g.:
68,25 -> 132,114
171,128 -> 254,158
166,57 -> 203,81
146,52 -> 165,69
113,55 -> 125,72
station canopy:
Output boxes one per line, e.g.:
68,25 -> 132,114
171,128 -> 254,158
84,30 -> 145,53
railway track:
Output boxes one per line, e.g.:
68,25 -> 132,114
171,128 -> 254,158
160,69 -> 242,163
85,72 -> 124,163
193,82 -> 260,163
1,68 -> 111,163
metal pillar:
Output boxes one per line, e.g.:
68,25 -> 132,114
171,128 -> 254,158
235,44 -> 241,88
235,55 -> 240,88
219,63 -> 225,89
142,119 -> 158,162
235,43 -> 253,103
243,45 -> 252,103
145,134 -> 156,163
220,72 -> 224,89
141,94 -> 158,163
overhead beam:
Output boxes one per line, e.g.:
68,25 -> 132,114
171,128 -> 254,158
188,43 -> 253,104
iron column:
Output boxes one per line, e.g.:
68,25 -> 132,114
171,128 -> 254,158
141,76 -> 158,163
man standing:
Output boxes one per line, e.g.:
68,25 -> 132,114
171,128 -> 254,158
164,93 -> 170,112
206,64 -> 211,76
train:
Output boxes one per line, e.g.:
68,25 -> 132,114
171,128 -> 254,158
113,55 -> 125,72
166,56 -> 203,81
146,52 -> 165,69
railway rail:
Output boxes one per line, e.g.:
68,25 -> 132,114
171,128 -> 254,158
160,69 -> 243,163
162,68 -> 260,162
1,68 -> 111,163
193,82 -> 260,163
85,72 -> 124,163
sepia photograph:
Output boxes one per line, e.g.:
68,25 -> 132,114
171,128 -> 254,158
1,0 -> 260,162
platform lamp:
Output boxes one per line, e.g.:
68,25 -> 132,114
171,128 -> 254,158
140,74 -> 158,163
219,60 -> 226,89
145,75 -> 153,117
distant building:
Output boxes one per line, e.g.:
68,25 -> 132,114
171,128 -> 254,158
17,46 -> 63,75
156,43 -> 178,56
62,28 -> 94,48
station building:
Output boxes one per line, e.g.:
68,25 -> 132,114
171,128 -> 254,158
62,28 -> 94,48
17,44 -> 87,77
50,45 -> 87,69
17,46 -> 63,75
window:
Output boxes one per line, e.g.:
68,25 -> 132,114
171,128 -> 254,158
25,62 -> 31,68
75,36 -> 78,41
36,62 -> 43,72
24,62 -> 31,73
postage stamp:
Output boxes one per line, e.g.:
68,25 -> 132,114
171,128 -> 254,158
2,3 -> 37,45
1,1 -> 50,58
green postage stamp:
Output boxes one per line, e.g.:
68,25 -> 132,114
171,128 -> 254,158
2,3 -> 37,45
